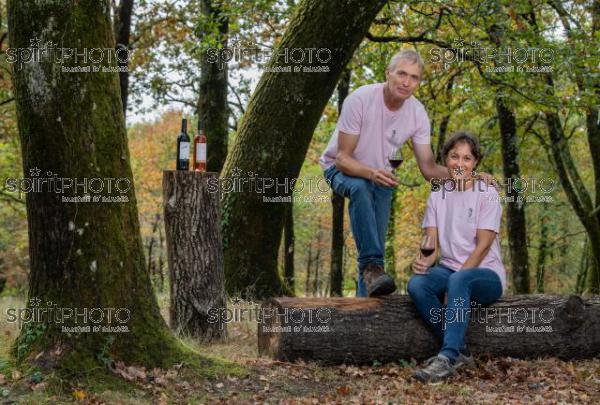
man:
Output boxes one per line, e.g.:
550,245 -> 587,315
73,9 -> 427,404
320,49 -> 458,297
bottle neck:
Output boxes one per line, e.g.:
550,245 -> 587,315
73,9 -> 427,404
181,119 -> 187,134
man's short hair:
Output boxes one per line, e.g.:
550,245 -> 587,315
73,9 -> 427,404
387,49 -> 425,75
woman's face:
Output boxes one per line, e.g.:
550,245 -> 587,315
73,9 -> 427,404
446,141 -> 478,180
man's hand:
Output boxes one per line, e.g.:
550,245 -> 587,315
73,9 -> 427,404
370,168 -> 398,187
412,253 -> 435,274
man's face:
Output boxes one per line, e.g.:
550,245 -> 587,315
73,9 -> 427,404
385,59 -> 422,101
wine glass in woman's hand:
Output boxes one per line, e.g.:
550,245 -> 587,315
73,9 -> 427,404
420,234 -> 435,258
412,234 -> 436,274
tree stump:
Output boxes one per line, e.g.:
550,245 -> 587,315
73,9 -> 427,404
163,170 -> 226,341
258,295 -> 600,364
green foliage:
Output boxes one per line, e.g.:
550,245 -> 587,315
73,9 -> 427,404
14,322 -> 47,363
96,335 -> 115,368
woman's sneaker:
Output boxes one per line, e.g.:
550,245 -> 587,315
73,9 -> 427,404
413,354 -> 455,383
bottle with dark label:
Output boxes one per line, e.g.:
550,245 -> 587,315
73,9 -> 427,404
176,118 -> 190,170
193,119 -> 207,172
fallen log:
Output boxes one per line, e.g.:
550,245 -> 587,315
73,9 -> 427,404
257,295 -> 600,364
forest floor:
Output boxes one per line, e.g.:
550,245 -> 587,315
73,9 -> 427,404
1,294 -> 599,404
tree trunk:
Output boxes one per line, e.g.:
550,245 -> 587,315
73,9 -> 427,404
158,222 -> 165,292
435,114 -> 450,165
113,0 -> 134,118
536,204 -> 549,293
495,96 -> 530,293
283,202 -> 295,292
312,220 -> 322,296
258,295 -> 600,364
146,214 -> 160,286
576,237 -> 589,295
197,0 -> 229,173
163,171 -> 227,342
434,75 -> 455,164
7,0 -> 180,368
305,244 -> 313,297
330,192 -> 345,296
330,67 -> 350,297
220,0 -> 386,299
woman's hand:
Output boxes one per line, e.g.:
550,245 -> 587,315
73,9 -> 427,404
412,253 -> 436,274
475,171 -> 499,190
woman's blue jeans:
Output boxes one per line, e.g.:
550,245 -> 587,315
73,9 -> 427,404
324,165 -> 393,297
407,265 -> 502,362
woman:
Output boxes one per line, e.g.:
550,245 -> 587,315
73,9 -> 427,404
408,131 -> 506,383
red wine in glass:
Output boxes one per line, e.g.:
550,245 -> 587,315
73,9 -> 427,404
389,158 -> 403,169
388,147 -> 404,172
420,247 -> 435,257
420,235 -> 435,258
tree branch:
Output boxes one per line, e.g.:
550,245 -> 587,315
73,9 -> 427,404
227,82 -> 246,115
0,33 -> 7,51
0,190 -> 25,205
0,98 -> 14,107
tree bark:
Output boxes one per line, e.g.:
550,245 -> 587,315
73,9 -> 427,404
330,67 -> 350,297
283,202 -> 295,292
312,219 -> 322,296
163,171 -> 226,342
258,295 -> 600,364
434,75 -> 456,164
7,0 -> 180,368
576,238 -> 590,295
220,0 -> 387,299
305,244 -> 312,296
197,0 -> 229,173
330,192 -> 345,296
158,220 -> 165,292
495,96 -> 530,293
113,0 -> 134,118
536,203 -> 549,293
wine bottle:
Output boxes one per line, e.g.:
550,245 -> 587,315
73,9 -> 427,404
176,118 -> 190,170
193,119 -> 207,172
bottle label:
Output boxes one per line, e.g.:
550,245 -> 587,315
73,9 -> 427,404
196,144 -> 207,162
179,142 -> 190,160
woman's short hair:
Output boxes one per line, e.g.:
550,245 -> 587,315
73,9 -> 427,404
441,131 -> 483,167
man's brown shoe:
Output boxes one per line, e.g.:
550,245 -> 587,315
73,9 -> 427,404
363,263 -> 396,296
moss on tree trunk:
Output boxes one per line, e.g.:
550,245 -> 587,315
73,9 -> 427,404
7,0 -> 182,370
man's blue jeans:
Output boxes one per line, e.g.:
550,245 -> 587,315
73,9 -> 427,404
407,265 -> 502,363
324,165 -> 393,297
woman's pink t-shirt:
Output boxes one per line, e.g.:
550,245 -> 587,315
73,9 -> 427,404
422,180 -> 507,293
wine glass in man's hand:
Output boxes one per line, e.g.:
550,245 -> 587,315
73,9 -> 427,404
388,147 -> 404,172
